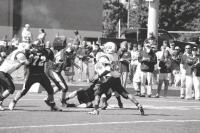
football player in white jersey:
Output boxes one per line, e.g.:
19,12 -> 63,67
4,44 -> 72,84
88,42 -> 144,115
0,43 -> 30,110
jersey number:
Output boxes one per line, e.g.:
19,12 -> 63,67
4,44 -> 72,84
32,56 -> 45,66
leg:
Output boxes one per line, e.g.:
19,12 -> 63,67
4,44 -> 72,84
111,78 -> 144,115
9,75 -> 35,110
140,71 -> 147,96
146,72 -> 153,97
133,82 -> 141,96
101,94 -> 108,110
0,73 -> 15,103
163,80 -> 169,97
88,78 -> 112,115
156,79 -> 163,97
193,74 -> 200,100
40,74 -> 61,111
180,71 -> 186,99
185,75 -> 193,99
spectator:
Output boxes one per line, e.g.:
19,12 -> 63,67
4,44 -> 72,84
132,44 -> 143,96
139,41 -> 157,97
180,45 -> 192,99
73,30 -> 82,45
162,40 -> 170,51
37,28 -> 46,43
118,41 -> 131,88
168,41 -> 175,55
21,24 -> 32,43
76,41 -> 92,82
192,48 -> 200,100
129,43 -> 138,84
171,46 -> 182,87
154,50 -> 172,98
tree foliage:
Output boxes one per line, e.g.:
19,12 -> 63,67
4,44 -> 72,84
103,0 -> 200,39
102,0 -> 127,37
159,0 -> 200,31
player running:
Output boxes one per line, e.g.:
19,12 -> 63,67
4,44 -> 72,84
9,40 -> 61,111
0,43 -> 30,110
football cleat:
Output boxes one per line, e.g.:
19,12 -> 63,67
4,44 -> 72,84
138,106 -> 145,116
8,100 -> 17,111
88,109 -> 99,115
44,98 -> 62,111
60,99 -> 76,107
51,105 -> 62,112
60,99 -> 68,107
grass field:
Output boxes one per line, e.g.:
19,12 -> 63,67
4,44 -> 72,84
1,64 -> 199,133
1,92 -> 200,133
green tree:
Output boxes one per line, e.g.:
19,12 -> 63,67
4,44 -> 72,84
102,0 -> 127,37
159,0 -> 200,31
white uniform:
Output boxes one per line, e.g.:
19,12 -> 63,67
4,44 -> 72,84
0,49 -> 27,74
96,53 -> 120,78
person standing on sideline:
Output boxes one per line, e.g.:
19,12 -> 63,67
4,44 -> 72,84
21,24 -> 32,43
154,50 -> 172,98
171,46 -> 182,87
37,28 -> 46,44
191,47 -> 200,100
118,41 -> 131,88
139,41 -> 157,97
133,44 -> 143,96
73,30 -> 82,45
180,45 -> 192,99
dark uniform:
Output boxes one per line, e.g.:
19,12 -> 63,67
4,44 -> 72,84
20,47 -> 54,96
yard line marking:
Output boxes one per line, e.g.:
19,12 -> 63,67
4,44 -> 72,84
0,119 -> 200,130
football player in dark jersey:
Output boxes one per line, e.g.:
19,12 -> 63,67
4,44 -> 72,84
45,44 -> 72,107
9,40 -> 61,111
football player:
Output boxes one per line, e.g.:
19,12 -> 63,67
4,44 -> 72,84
46,46 -> 78,107
9,40 -> 61,111
88,42 -> 144,115
0,43 -> 30,110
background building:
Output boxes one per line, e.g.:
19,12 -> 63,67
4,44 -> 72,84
0,0 -> 103,41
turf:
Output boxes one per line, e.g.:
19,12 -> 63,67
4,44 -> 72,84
0,92 -> 200,133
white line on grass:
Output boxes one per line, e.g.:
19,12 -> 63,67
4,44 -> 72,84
0,119 -> 200,130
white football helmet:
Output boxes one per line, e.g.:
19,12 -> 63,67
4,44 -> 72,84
104,42 -> 117,54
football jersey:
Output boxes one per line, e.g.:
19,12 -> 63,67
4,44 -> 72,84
106,53 -> 121,78
28,49 -> 48,74
52,50 -> 64,72
0,49 -> 27,74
